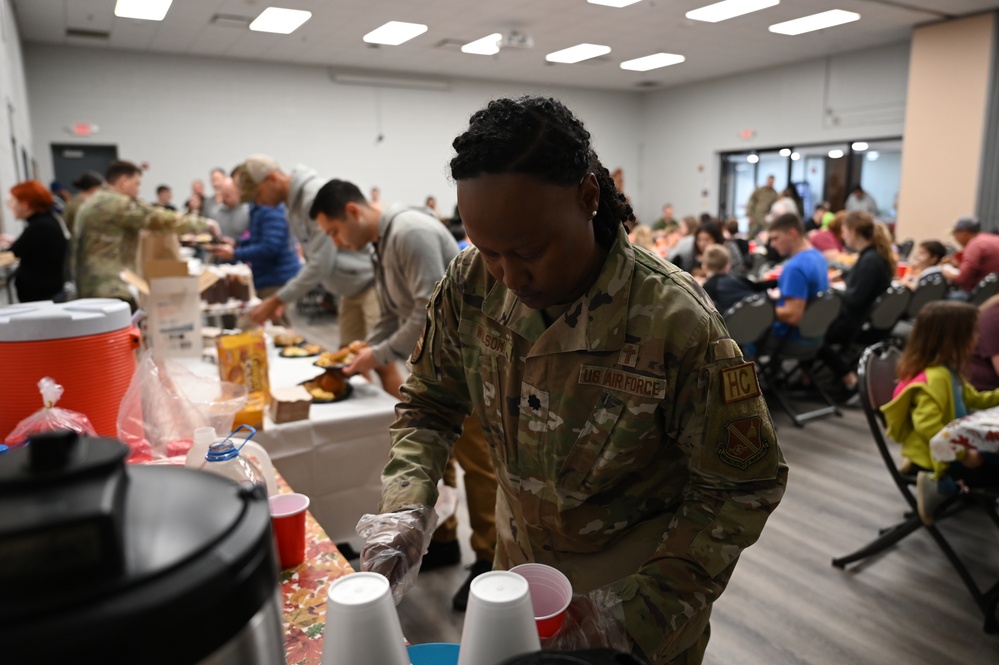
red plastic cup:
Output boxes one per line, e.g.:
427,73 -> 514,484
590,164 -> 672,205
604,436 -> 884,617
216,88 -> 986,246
269,493 -> 310,569
509,563 -> 573,639
896,262 -> 908,278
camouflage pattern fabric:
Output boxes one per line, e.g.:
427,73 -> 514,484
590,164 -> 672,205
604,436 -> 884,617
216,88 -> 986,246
381,225 -> 788,665
74,186 -> 207,306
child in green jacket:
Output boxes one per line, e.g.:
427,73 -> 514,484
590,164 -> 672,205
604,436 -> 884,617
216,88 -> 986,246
881,301 -> 999,524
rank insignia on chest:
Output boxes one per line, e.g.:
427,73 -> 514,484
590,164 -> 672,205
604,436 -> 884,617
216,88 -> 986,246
720,362 -> 761,404
719,416 -> 769,469
618,343 -> 640,368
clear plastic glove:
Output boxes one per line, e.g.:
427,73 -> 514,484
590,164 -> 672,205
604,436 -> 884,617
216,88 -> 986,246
356,505 -> 439,604
541,586 -> 630,654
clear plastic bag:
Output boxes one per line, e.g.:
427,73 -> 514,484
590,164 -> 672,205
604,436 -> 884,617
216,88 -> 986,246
4,377 -> 97,448
116,351 -> 248,462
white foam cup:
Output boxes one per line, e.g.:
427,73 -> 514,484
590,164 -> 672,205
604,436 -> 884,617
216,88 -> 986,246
457,571 -> 541,665
320,572 -> 410,665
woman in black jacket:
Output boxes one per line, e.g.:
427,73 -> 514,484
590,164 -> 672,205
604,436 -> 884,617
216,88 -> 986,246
817,211 -> 895,394
4,180 -> 68,302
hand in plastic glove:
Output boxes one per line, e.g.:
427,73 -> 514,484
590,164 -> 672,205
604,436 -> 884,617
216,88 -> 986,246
356,505 -> 438,604
541,587 -> 630,654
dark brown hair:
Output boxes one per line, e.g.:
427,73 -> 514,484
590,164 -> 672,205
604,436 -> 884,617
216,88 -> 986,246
897,301 -> 979,380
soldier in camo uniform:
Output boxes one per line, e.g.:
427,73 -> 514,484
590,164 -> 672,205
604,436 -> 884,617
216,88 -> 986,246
75,160 -> 213,310
357,97 -> 788,665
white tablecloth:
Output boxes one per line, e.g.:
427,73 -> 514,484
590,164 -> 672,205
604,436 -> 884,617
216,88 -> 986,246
929,405 -> 999,462
180,353 -> 398,547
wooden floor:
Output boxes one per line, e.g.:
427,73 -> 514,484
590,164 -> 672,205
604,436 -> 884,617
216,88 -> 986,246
291,308 -> 999,664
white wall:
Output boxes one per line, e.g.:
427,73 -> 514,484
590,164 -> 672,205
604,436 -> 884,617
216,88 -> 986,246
639,42 -> 910,223
0,0 -> 34,238
23,45 -> 643,217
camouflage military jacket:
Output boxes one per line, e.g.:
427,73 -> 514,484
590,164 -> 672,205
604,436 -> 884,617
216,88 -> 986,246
75,187 -> 206,303
382,226 -> 787,664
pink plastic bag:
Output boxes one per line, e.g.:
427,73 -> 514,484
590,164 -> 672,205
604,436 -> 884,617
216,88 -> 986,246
4,377 -> 97,448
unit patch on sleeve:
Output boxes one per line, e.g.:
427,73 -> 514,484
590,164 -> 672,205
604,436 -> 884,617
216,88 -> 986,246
718,416 -> 770,469
719,362 -> 761,404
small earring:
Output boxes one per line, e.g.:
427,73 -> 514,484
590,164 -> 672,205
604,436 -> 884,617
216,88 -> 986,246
591,210 -> 597,218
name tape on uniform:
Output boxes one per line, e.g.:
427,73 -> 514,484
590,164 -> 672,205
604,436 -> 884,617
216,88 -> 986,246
473,324 -> 512,357
579,365 -> 666,399
720,362 -> 761,404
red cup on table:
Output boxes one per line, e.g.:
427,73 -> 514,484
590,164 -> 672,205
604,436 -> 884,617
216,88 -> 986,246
509,563 -> 573,639
269,492 -> 310,569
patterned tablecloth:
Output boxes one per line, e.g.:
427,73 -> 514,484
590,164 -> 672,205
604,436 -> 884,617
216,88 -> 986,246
277,476 -> 355,665
929,405 -> 999,462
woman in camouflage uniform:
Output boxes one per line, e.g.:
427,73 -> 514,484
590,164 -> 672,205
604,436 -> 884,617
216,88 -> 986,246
358,96 -> 788,665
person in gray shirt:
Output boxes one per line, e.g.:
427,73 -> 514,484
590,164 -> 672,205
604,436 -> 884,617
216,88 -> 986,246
213,178 -> 251,240
234,155 -> 378,344
311,178 -> 499,613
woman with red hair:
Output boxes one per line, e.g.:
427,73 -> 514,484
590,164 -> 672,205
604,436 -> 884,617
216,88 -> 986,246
4,180 -> 68,302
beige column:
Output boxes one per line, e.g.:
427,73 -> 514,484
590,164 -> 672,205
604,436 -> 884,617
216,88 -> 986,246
896,13 -> 996,243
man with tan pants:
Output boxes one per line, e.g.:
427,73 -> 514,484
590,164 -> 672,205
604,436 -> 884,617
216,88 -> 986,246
310,177 -> 497,611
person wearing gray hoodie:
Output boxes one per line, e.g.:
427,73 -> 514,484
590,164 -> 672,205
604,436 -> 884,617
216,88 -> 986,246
235,155 -> 378,344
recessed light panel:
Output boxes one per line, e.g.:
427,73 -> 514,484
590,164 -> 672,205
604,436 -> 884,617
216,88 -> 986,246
852,141 -> 869,151
545,43 -> 611,64
686,0 -> 779,23
769,9 -> 860,36
828,149 -> 844,159
462,33 -> 502,55
620,52 -> 685,71
114,0 -> 173,21
363,21 -> 428,46
249,7 -> 312,34
588,0 -> 643,7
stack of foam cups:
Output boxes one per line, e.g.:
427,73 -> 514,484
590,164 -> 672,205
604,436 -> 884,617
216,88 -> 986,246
457,571 -> 542,665
320,572 -> 410,665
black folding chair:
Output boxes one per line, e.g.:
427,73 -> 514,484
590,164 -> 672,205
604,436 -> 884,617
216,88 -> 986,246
896,238 -> 915,261
855,283 -> 911,346
723,293 -> 775,349
832,342 -> 999,633
906,272 -> 949,319
970,272 -> 999,306
758,289 -> 843,427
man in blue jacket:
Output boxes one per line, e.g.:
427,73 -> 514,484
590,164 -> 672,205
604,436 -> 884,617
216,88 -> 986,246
211,202 -> 301,308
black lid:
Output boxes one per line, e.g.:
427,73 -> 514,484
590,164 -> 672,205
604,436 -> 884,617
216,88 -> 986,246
0,463 -> 278,664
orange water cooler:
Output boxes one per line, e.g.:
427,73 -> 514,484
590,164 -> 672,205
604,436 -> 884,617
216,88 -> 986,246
0,299 -> 140,440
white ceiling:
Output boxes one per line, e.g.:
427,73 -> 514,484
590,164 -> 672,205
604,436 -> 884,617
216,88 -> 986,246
11,0 -> 999,92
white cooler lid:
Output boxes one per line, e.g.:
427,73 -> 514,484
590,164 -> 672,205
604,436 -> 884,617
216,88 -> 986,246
0,299 -> 132,341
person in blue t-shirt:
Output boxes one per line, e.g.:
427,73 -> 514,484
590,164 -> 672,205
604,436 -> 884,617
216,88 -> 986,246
764,213 -> 829,350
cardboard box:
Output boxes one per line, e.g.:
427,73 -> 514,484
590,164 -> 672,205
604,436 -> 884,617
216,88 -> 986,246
122,267 -> 202,358
269,386 -> 312,424
234,393 -> 266,430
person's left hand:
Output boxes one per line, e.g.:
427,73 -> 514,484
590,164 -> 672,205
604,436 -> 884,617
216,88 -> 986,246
344,345 -> 379,376
206,219 -> 221,238
541,592 -> 629,653
210,242 -> 235,262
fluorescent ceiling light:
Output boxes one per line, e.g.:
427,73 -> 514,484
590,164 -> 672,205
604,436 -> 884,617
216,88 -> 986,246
828,149 -> 844,159
866,151 -> 880,161
620,52 -> 685,71
769,9 -> 860,36
249,7 -> 311,34
114,0 -> 172,21
462,33 -> 502,55
546,43 -> 611,64
588,0 -> 643,7
790,152 -> 801,160
779,148 -> 791,157
686,0 -> 779,23
363,21 -> 428,46
851,141 -> 869,151
747,154 -> 760,164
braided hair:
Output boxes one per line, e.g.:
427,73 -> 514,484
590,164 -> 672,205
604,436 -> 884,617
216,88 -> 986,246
449,96 -> 635,249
